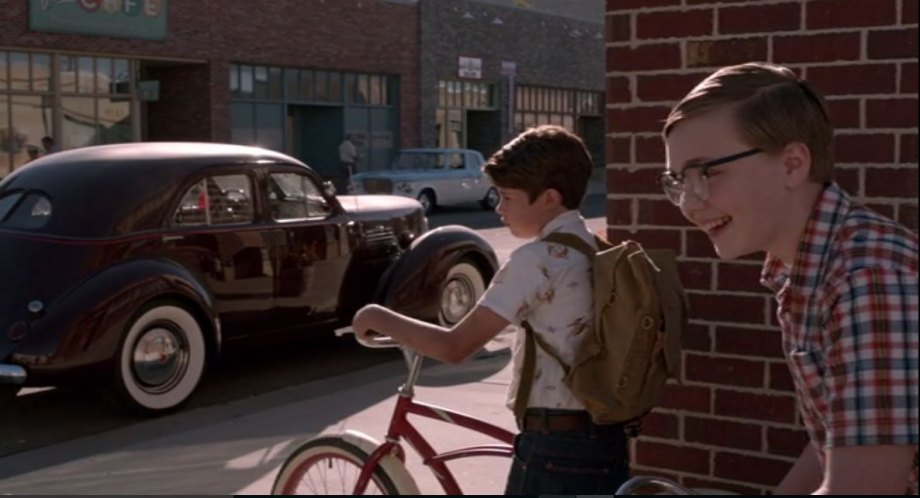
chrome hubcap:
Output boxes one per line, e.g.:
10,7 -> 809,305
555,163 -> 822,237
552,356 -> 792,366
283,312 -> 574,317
486,189 -> 498,207
441,274 -> 475,324
419,194 -> 432,211
132,324 -> 189,393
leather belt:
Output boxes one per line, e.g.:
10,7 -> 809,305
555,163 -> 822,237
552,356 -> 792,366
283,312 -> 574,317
521,410 -> 624,439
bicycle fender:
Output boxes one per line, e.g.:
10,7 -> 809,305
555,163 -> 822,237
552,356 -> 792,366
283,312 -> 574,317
340,430 -> 421,495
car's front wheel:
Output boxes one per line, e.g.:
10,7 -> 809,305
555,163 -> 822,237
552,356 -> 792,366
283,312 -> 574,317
438,261 -> 486,327
481,187 -> 499,210
110,301 -> 206,415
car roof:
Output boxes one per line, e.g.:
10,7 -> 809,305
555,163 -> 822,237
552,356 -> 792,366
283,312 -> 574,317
25,142 -> 302,170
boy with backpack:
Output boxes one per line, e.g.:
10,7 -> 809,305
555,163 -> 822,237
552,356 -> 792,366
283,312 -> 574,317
353,125 -> 633,494
661,62 -> 918,494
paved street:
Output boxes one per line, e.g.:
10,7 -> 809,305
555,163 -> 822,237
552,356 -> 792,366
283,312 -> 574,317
0,195 -> 606,495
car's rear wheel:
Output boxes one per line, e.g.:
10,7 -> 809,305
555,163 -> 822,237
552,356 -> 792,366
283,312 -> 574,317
110,301 -> 206,415
438,261 -> 486,326
481,187 -> 499,210
417,190 -> 435,214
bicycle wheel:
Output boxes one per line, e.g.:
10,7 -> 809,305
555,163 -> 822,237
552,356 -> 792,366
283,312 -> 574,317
272,436 -> 405,495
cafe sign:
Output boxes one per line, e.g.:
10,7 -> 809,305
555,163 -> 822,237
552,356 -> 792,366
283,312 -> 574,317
30,0 -> 168,41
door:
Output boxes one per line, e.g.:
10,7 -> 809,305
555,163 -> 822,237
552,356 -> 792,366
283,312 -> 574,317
267,168 -> 352,332
290,105 -> 345,184
166,171 -> 275,339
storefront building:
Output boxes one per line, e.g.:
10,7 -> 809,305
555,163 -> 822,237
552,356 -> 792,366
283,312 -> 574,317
1,0 -> 419,181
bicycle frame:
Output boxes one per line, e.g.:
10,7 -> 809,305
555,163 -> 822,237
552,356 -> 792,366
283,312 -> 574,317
351,350 -> 514,495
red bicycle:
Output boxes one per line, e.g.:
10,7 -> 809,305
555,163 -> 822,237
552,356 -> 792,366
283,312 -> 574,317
271,331 -> 514,495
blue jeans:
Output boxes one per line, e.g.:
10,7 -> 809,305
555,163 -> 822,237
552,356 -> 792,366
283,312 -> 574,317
503,426 -> 630,495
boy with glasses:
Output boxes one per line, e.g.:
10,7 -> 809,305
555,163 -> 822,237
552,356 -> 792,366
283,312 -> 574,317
661,61 -> 917,494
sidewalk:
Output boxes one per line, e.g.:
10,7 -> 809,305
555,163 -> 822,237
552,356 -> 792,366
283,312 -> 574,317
0,335 -> 518,495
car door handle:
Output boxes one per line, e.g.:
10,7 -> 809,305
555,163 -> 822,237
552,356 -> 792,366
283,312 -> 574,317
162,235 -> 185,243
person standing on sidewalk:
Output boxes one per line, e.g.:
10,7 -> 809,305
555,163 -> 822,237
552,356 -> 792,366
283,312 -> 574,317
338,133 -> 359,182
661,62 -> 918,494
353,125 -> 630,495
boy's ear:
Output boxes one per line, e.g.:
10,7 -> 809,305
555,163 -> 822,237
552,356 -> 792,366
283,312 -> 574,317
782,142 -> 812,189
542,188 -> 564,207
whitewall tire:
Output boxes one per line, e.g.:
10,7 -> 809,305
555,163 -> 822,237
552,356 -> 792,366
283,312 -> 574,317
438,261 -> 486,326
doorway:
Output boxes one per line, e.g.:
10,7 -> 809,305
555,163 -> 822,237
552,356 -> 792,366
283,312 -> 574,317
289,105 -> 344,183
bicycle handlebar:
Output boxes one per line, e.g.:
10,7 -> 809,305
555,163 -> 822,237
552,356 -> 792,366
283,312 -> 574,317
335,326 -> 401,349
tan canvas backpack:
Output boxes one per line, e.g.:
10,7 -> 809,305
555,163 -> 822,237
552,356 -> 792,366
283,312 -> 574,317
513,233 -> 688,426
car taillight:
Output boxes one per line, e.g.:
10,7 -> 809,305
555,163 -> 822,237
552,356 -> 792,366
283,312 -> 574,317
7,321 -> 28,341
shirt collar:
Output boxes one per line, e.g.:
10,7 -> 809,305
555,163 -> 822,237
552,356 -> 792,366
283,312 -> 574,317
760,182 -> 851,294
538,210 -> 587,240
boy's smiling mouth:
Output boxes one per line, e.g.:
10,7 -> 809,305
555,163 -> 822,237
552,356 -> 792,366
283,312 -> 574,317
701,215 -> 732,235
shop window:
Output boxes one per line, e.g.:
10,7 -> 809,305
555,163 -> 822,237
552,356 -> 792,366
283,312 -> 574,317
0,52 -> 7,91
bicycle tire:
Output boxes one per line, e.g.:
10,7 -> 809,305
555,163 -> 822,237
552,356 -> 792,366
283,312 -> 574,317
272,436 -> 411,495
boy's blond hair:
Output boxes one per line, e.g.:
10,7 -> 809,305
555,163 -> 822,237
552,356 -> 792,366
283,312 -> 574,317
663,62 -> 834,183
483,125 -> 592,209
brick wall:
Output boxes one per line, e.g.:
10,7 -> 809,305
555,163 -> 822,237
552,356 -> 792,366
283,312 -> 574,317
605,0 -> 918,493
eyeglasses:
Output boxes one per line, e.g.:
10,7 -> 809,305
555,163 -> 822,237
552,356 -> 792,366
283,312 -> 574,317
659,148 -> 763,205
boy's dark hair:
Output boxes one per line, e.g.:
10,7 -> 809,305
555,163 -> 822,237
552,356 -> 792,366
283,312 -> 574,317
483,125 -> 592,209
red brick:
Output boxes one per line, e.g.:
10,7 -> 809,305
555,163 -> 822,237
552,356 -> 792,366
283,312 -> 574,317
608,0 -> 679,10
607,136 -> 631,164
682,477 -> 763,496
687,37 -> 768,68
835,167 -> 861,196
716,262 -> 765,293
767,427 -> 810,458
901,62 -> 918,94
609,228 -> 681,251
719,3 -> 801,34
714,451 -> 793,486
607,167 -> 662,194
866,167 -> 918,197
684,322 -> 713,352
638,9 -> 713,40
687,230 -> 718,258
773,33 -> 861,64
641,411 -> 680,439
716,326 -> 783,359
638,199 -> 692,227
607,76 -> 631,104
825,98 -> 861,129
688,293 -> 765,324
685,353 -> 765,388
635,441 -> 711,474
899,204 -> 918,231
715,389 -> 797,423
906,0 -> 919,23
834,134 -> 896,163
660,383 -> 711,413
866,98 -> 918,128
607,198 -> 632,225
637,73 -> 709,102
608,44 -> 682,72
685,416 -> 762,451
868,28 -> 918,60
900,134 -> 918,164
769,362 -> 795,392
678,261 -> 712,291
807,64 -> 898,96
806,0 -> 897,29
608,105 -> 672,133
606,13 -> 630,42
867,203 -> 896,219
635,136 -> 666,163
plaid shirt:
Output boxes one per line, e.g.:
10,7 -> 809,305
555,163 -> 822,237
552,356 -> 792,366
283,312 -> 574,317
761,182 -> 918,490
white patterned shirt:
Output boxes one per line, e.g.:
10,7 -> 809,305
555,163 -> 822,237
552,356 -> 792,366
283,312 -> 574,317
478,210 -> 596,411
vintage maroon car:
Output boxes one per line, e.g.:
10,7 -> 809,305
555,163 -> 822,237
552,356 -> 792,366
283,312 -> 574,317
0,143 -> 497,414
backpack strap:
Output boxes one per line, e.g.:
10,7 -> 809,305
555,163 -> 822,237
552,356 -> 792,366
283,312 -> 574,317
543,232 -> 596,258
513,320 -> 570,427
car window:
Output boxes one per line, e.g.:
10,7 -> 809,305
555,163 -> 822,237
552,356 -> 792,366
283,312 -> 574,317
447,153 -> 464,170
0,191 -> 52,230
174,174 -> 254,226
269,172 -> 331,220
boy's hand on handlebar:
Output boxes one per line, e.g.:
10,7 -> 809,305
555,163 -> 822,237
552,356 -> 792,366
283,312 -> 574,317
353,304 -> 386,342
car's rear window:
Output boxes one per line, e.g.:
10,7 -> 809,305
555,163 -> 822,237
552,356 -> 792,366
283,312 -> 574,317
0,191 -> 52,230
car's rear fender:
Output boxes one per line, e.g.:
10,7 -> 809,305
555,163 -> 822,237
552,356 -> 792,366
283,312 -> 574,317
9,258 -> 218,385
373,225 -> 498,321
